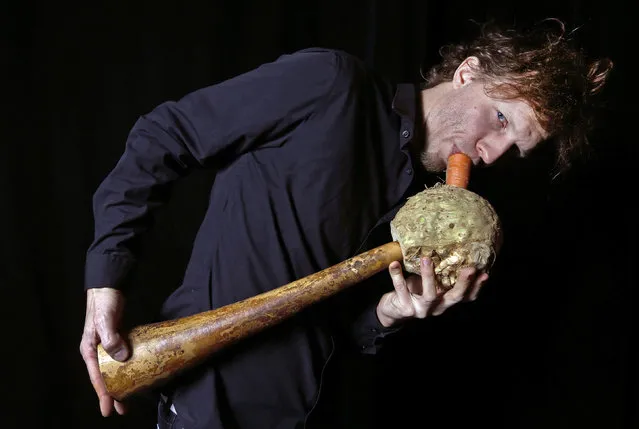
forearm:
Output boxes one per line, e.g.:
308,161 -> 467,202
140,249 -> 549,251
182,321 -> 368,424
85,49 -> 341,290
85,113 -> 205,290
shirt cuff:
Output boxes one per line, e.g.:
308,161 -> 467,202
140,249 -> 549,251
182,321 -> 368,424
84,252 -> 135,290
354,307 -> 403,355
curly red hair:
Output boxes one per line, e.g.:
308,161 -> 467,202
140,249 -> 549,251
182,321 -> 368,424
422,18 -> 613,173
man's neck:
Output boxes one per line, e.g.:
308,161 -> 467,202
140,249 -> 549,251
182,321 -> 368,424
419,82 -> 452,127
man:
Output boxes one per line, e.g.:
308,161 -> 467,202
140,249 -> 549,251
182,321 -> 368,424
80,18 -> 612,429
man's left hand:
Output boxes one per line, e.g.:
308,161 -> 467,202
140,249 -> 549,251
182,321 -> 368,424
376,257 -> 488,327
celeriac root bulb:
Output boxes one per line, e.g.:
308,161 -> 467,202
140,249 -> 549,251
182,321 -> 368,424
390,154 -> 502,290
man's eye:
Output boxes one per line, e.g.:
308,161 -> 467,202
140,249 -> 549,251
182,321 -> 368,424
497,111 -> 508,126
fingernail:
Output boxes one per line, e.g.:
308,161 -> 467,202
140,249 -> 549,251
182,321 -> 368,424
113,348 -> 128,361
421,257 -> 430,267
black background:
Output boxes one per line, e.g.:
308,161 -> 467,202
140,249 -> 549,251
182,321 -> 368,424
3,0 -> 636,428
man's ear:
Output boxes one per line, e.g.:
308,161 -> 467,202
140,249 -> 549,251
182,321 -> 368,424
452,56 -> 481,89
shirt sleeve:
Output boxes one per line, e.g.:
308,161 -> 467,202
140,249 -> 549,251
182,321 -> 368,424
85,48 -> 342,291
327,269 -> 404,355
350,275 -> 404,355
351,303 -> 403,355
330,215 -> 407,354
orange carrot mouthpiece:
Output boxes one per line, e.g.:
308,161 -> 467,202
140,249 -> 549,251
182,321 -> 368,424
446,153 -> 472,189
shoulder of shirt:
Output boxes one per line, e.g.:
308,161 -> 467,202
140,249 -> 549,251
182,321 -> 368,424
284,47 -> 362,61
275,47 -> 376,78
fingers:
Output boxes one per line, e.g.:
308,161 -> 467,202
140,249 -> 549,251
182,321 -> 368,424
389,258 -> 438,319
432,268 -> 490,315
80,335 -> 115,417
81,288 -> 129,417
432,266 -> 476,316
382,259 -> 488,324
80,330 -> 128,417
388,261 -> 412,309
468,272 -> 489,301
114,400 -> 127,415
418,258 -> 438,304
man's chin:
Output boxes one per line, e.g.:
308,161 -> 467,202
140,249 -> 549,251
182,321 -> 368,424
419,153 -> 446,173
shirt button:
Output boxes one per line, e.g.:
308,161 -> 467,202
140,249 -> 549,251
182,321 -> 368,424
406,168 -> 413,175
401,130 -> 410,138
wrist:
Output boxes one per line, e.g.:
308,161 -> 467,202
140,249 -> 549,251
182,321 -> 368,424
376,304 -> 398,328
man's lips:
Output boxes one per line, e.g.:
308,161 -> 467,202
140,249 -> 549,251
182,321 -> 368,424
448,145 -> 479,166
449,144 -> 463,157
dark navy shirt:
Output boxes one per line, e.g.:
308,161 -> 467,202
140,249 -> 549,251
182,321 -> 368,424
86,48 -> 425,428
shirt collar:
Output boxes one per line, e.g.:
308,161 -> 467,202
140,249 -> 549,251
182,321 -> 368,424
391,83 -> 421,150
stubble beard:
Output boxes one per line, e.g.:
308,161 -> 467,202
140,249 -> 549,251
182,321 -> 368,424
419,149 -> 445,173
421,108 -> 464,173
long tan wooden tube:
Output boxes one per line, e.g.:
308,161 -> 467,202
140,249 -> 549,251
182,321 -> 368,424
98,241 -> 403,401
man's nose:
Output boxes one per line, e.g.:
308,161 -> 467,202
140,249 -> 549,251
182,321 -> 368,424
476,137 -> 514,165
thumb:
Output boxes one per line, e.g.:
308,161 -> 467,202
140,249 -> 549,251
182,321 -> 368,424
90,287 -> 130,362
100,330 -> 130,362
95,313 -> 130,362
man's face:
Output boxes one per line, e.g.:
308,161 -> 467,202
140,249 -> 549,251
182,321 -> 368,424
420,59 -> 548,172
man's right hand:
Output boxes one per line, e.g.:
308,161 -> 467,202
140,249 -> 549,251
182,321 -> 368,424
79,287 -> 130,417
